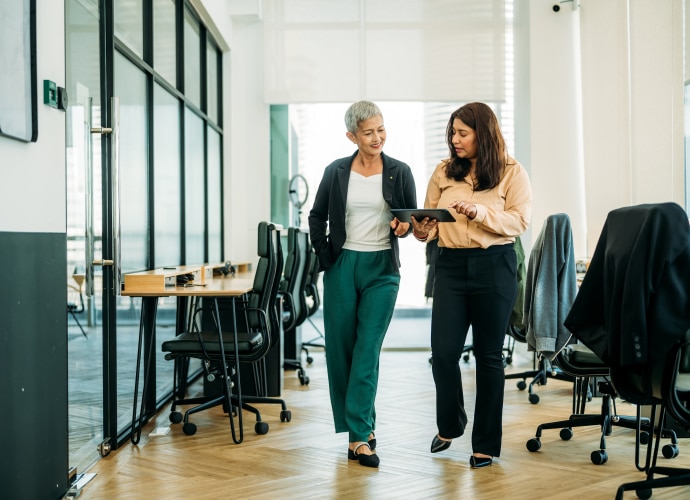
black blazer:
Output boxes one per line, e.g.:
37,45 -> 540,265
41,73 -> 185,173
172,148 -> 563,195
308,151 -> 417,271
564,203 -> 690,375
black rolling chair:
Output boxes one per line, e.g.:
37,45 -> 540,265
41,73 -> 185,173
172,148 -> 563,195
67,273 -> 87,338
505,214 -> 577,404
161,222 -> 291,443
525,343 -> 679,467
616,334 -> 690,499
279,227 -> 312,385
301,248 -> 324,363
561,203 -> 690,483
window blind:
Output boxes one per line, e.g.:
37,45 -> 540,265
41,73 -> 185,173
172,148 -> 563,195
263,0 -> 506,103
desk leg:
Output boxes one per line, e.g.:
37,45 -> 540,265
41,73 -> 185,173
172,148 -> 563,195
212,297 -> 243,443
131,296 -> 158,445
174,296 -> 191,400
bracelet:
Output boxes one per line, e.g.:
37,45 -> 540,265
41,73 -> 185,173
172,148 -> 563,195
413,230 -> 428,241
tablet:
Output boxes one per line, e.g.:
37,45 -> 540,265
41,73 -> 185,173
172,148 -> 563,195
390,208 -> 456,223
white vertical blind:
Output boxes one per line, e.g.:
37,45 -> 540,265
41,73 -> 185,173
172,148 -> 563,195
263,0 -> 506,103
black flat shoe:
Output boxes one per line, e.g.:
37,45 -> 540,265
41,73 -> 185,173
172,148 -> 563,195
430,435 -> 452,453
348,443 -> 380,468
469,456 -> 493,468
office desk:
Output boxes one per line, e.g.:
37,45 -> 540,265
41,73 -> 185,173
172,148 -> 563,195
122,266 -> 254,444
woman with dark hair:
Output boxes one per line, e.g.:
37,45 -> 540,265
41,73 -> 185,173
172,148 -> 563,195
410,102 -> 532,468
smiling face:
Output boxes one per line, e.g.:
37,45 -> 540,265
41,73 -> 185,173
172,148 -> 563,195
347,115 -> 386,156
450,117 -> 478,162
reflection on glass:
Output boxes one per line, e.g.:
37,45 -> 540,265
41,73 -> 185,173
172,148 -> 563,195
208,128 -> 222,262
114,0 -> 143,58
115,52 -> 148,272
154,0 -> 176,86
185,109 -> 205,264
206,41 -> 219,123
154,84 -> 182,267
66,0 -> 103,475
184,7 -> 201,108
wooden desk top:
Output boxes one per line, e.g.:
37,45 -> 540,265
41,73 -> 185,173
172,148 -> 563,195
122,267 -> 254,297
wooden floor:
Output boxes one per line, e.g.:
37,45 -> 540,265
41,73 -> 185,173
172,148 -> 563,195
77,344 -> 690,500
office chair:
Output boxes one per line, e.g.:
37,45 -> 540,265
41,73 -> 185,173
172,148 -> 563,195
525,343 -> 680,467
279,227 -> 312,385
301,248 -> 324,363
67,273 -> 87,338
559,203 -> 690,477
616,334 -> 690,500
161,222 -> 291,443
505,214 -> 576,404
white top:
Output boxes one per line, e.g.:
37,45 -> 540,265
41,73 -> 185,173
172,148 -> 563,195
343,172 -> 391,252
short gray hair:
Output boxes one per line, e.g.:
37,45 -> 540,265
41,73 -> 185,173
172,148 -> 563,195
344,101 -> 383,134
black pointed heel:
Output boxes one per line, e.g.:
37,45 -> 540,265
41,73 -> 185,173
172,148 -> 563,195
430,435 -> 452,453
469,456 -> 493,468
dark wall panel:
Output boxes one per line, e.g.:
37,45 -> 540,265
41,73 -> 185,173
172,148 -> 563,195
0,231 -> 68,499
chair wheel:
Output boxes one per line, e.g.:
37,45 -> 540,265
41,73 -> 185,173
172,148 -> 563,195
559,428 -> 573,441
517,380 -> 527,391
182,422 -> 197,435
506,355 -> 513,365
255,421 -> 269,434
526,437 -> 541,452
635,488 -> 652,499
639,431 -> 650,445
463,354 -> 470,362
280,410 -> 292,422
299,374 -> 310,385
591,449 -> 608,465
662,443 -> 679,459
529,393 -> 540,404
169,411 -> 183,424
306,356 -> 314,364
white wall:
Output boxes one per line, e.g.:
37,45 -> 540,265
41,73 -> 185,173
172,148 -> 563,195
526,0 -> 587,258
579,0 -> 684,255
0,0 -> 66,234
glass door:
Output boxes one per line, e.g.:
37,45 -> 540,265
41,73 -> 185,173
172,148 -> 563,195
65,0 -> 106,473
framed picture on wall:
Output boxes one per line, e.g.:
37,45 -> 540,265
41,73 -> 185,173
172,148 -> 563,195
0,0 -> 38,143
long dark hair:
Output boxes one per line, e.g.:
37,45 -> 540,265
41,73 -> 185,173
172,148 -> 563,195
444,102 -> 507,191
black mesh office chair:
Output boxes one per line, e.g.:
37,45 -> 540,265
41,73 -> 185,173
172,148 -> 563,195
301,248 -> 324,364
279,227 -> 312,385
505,214 -> 576,404
161,222 -> 291,443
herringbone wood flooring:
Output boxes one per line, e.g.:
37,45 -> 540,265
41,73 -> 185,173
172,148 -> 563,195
77,345 -> 690,499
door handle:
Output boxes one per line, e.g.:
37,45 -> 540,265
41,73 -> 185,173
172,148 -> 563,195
93,259 -> 114,267
110,96 -> 122,296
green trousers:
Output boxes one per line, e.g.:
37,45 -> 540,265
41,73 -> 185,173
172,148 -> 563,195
322,249 -> 400,442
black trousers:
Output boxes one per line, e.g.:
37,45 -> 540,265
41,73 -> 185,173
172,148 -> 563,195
431,244 -> 517,457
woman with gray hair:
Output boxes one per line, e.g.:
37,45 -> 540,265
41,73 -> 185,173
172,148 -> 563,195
309,101 -> 417,468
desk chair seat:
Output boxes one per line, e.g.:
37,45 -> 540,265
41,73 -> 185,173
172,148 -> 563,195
163,330 -> 263,355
